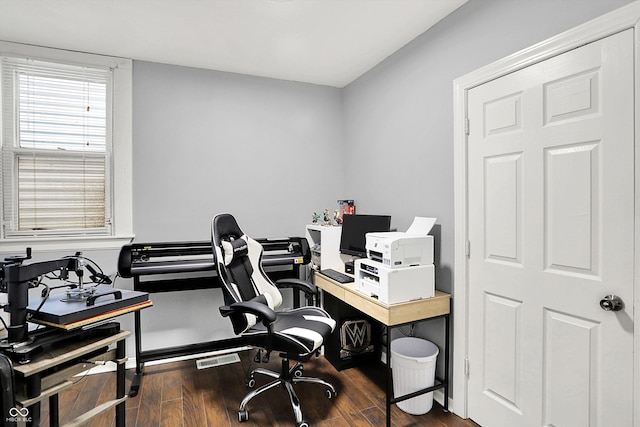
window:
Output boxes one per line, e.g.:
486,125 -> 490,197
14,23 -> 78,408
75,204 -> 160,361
2,57 -> 111,236
0,42 -> 133,251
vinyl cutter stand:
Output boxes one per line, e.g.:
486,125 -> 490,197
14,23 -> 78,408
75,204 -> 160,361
117,237 -> 313,397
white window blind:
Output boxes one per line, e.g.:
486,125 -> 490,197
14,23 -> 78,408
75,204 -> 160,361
1,56 -> 113,237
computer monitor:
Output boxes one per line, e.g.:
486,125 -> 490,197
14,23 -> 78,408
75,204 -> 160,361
339,214 -> 391,258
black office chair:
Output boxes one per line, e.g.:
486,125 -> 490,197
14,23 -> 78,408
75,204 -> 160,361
0,354 -> 15,427
211,213 -> 337,427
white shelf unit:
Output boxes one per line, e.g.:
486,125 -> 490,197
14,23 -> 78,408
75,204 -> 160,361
305,224 -> 343,271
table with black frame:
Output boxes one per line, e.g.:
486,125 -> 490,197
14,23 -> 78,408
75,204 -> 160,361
313,271 -> 451,427
9,324 -> 129,427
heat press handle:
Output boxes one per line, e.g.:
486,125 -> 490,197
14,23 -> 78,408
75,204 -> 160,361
86,290 -> 122,306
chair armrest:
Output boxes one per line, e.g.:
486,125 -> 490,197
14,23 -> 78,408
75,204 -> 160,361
275,278 -> 317,296
219,296 -> 277,326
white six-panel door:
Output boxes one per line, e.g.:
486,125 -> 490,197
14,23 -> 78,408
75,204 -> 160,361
467,29 -> 634,427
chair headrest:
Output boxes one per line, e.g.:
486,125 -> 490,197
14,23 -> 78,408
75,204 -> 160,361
212,213 -> 244,246
221,238 -> 249,266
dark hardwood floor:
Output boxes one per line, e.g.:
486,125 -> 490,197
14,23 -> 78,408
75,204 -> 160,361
39,351 -> 480,426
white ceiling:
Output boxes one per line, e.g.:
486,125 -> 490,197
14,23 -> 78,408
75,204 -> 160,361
0,0 -> 467,88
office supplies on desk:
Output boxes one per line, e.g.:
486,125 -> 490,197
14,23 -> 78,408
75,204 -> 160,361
355,216 -> 437,303
354,258 -> 434,304
365,216 -> 436,268
339,214 -> 391,258
320,268 -> 354,284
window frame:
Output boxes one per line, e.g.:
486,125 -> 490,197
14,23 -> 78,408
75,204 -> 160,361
0,41 -> 133,252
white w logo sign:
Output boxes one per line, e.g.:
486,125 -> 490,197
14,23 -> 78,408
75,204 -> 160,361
340,320 -> 371,352
346,322 -> 368,347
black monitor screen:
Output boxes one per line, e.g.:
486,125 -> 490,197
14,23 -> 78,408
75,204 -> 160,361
339,214 -> 391,258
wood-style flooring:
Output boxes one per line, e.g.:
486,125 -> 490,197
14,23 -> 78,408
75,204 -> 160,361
37,351 -> 480,426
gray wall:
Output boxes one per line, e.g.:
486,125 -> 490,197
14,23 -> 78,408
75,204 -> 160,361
344,0 -> 633,294
126,62 -> 344,349
342,0 -> 633,392
1,0 -> 634,390
0,63 -> 344,355
133,61 -> 344,241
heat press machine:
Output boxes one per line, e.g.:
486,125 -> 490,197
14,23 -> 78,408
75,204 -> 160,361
1,248 -> 150,363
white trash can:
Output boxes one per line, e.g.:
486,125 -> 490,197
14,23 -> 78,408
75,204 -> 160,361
391,337 -> 439,415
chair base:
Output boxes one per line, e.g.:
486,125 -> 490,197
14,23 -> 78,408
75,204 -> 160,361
238,357 -> 336,426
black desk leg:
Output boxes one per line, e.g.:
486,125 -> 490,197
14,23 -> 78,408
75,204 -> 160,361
25,402 -> 40,427
49,394 -> 59,427
129,309 -> 143,397
444,312 -> 450,412
26,374 -> 41,427
386,326 -> 392,427
116,338 -> 126,427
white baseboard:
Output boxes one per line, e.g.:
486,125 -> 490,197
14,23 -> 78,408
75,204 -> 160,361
433,390 -> 456,415
77,346 -> 251,376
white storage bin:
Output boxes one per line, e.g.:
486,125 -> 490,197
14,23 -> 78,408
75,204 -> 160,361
391,337 -> 439,415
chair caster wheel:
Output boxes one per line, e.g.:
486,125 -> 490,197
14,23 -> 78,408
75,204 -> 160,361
293,366 -> 304,377
245,376 -> 256,388
326,389 -> 337,399
238,410 -> 249,422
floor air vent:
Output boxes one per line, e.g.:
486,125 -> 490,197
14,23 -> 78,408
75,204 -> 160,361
196,353 -> 241,370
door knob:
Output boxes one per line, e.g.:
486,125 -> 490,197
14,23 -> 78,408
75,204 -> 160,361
600,294 -> 624,312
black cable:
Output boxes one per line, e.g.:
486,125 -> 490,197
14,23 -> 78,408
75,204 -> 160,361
69,366 -> 93,386
26,279 -> 49,322
396,323 -> 415,337
42,254 -> 111,288
79,255 -> 112,285
110,272 -> 121,288
242,349 -> 255,380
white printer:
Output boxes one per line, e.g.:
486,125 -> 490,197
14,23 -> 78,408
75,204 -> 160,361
355,258 -> 434,304
365,216 -> 436,268
366,232 -> 433,268
355,217 -> 436,304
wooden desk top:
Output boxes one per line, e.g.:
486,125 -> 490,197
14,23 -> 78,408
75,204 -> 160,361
314,272 -> 450,326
